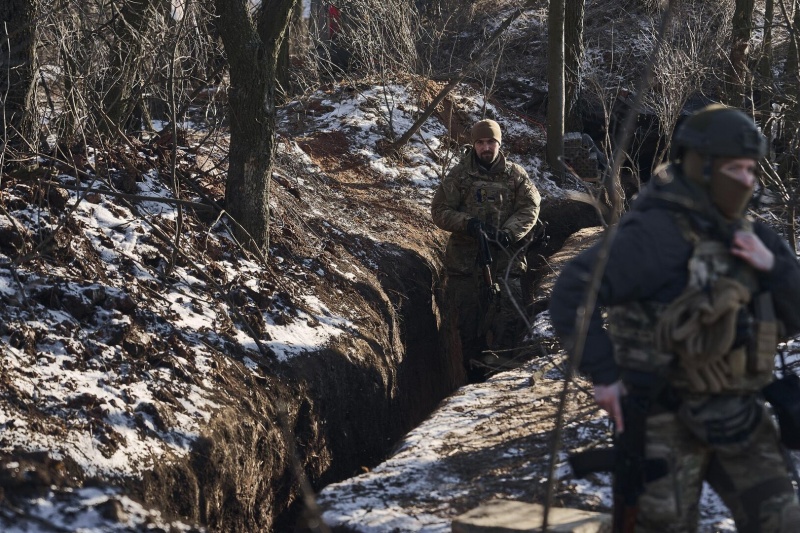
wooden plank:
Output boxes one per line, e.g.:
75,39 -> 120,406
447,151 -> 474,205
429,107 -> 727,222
452,499 -> 611,533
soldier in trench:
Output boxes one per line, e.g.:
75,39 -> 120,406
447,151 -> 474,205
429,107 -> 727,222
431,119 -> 540,383
550,105 -> 800,532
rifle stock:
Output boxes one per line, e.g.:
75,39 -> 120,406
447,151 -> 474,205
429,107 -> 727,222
569,447 -> 667,480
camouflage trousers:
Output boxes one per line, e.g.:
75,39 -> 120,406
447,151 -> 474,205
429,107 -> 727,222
634,401 -> 800,532
443,273 -> 524,382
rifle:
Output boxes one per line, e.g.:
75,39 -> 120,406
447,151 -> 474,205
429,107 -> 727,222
568,393 -> 669,533
476,228 -> 501,346
476,227 -> 501,302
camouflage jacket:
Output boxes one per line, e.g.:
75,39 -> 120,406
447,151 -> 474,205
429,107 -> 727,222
430,150 -> 540,276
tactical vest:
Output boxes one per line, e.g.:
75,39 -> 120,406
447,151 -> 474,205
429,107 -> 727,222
457,163 -> 526,230
607,214 -> 780,394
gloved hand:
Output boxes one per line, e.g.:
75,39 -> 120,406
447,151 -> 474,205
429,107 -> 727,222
497,230 -> 513,248
466,218 -> 484,239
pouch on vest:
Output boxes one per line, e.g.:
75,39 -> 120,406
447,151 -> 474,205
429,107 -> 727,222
656,276 -> 750,393
608,302 -> 673,373
748,292 -> 781,375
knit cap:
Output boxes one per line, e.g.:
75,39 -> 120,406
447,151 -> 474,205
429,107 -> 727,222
471,119 -> 502,145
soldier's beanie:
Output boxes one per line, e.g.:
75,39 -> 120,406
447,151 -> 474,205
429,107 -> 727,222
471,119 -> 502,145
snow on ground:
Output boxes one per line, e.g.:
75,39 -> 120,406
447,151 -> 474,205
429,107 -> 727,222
2,78 -> 796,530
317,357 -> 571,533
2,487 -> 196,533
317,350 -> 755,533
0,80 -> 556,529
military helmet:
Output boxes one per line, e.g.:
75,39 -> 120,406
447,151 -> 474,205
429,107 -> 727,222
671,104 -> 767,161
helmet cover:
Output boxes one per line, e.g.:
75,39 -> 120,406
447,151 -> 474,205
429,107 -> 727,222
671,104 -> 766,161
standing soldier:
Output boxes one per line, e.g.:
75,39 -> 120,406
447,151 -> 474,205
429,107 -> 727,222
550,105 -> 800,531
432,119 -> 540,382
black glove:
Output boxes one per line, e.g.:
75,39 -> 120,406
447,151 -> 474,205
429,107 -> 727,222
497,230 -> 513,248
483,223 -> 499,239
466,218 -> 484,239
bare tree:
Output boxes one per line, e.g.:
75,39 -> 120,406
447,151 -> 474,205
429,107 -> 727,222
276,1 -> 303,99
214,0 -> 297,255
100,0 -> 171,135
390,6 -> 523,153
565,0 -> 585,133
547,0 -> 565,181
725,0 -> 755,106
753,0 -> 775,119
775,0 -> 800,253
308,0 -> 418,80
646,5 -> 724,171
1,0 -> 39,150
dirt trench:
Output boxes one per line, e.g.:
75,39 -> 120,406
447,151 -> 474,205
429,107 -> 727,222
0,201 -> 598,532
14,125 -> 600,532
99,226 -> 457,532
275,198 -> 599,531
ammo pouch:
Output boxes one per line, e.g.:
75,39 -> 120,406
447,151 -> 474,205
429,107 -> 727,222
656,276 -> 750,393
748,292 -> 781,376
655,284 -> 779,394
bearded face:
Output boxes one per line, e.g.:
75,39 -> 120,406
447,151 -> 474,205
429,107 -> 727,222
474,138 -> 500,165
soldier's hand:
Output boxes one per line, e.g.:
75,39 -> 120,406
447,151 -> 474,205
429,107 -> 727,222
484,222 -> 499,239
466,218 -> 484,239
731,230 -> 774,272
497,230 -> 513,248
594,381 -> 627,433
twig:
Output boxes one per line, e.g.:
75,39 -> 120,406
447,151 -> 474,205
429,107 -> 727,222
541,2 -> 676,530
38,180 -> 216,210
276,403 -> 332,533
389,4 -> 527,153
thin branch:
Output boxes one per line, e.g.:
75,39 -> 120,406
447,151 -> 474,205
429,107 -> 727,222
541,2 -> 676,530
389,5 -> 526,153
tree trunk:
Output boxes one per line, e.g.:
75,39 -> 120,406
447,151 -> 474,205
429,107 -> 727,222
726,0 -> 755,107
101,0 -> 167,135
783,1 -> 800,254
754,0 -> 774,120
785,0 -> 799,85
546,0 -> 565,182
1,0 -> 39,147
276,1 -> 304,102
277,34 -> 291,101
215,0 -> 297,255
564,0 -> 585,133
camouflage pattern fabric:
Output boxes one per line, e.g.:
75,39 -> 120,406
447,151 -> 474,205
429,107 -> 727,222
432,149 -> 539,381
443,274 -> 524,382
549,160 -> 800,530
431,150 -> 540,276
635,403 -> 800,532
